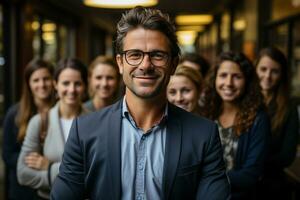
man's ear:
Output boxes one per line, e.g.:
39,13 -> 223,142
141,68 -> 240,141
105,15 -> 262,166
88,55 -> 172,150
116,54 -> 124,74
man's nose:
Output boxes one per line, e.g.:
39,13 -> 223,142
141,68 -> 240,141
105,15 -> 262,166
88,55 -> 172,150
138,53 -> 152,70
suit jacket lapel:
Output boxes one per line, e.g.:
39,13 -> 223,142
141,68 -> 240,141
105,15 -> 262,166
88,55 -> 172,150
163,105 -> 182,200
107,100 -> 122,200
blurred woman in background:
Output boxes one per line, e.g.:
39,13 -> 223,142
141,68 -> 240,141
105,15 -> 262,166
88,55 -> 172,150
84,56 -> 121,112
180,52 -> 210,78
17,58 -> 88,199
167,66 -> 202,115
2,59 -> 55,200
255,47 -> 299,200
202,52 -> 270,200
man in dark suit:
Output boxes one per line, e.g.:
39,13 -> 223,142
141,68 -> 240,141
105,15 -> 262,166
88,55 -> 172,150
51,6 -> 230,200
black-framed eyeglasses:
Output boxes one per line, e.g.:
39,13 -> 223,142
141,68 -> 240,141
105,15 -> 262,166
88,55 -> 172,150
121,49 -> 170,67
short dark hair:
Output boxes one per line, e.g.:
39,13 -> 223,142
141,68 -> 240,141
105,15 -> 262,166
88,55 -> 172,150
115,6 -> 180,59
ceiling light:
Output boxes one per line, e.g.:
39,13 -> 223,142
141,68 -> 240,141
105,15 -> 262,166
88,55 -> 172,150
42,23 -> 57,32
176,15 -> 213,25
176,31 -> 197,46
83,0 -> 158,8
31,21 -> 40,31
177,25 -> 204,32
42,32 -> 55,43
233,19 -> 246,31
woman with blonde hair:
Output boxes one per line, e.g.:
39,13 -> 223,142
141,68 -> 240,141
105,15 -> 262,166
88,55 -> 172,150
84,56 -> 121,112
2,58 -> 55,200
167,66 -> 202,115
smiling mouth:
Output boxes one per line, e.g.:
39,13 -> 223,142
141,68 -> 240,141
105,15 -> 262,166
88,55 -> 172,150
221,89 -> 236,96
134,76 -> 158,79
176,103 -> 188,108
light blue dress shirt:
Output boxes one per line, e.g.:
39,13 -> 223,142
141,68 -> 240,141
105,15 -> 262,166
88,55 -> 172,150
121,98 -> 168,200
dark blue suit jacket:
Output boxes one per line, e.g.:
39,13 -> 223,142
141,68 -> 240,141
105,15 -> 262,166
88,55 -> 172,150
50,100 -> 230,200
2,104 -> 37,200
227,110 -> 270,199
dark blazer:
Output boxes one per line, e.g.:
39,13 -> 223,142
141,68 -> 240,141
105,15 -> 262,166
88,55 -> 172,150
2,104 -> 37,200
227,110 -> 270,199
266,100 -> 299,173
51,100 -> 230,200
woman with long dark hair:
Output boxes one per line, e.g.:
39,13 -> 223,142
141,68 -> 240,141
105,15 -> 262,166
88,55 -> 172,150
255,47 -> 299,199
2,59 -> 55,200
17,58 -> 88,199
202,52 -> 270,199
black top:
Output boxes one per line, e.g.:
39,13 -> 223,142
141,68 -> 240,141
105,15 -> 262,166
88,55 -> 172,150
2,104 -> 37,199
265,98 -> 299,176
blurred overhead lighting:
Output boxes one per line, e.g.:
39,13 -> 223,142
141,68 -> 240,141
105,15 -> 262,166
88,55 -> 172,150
42,32 -> 55,43
42,23 -> 57,32
177,25 -> 204,32
176,15 -> 213,25
233,19 -> 246,31
176,31 -> 197,46
31,21 -> 40,31
83,0 -> 158,8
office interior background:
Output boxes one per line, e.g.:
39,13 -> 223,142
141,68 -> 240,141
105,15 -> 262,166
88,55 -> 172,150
1,0 -> 300,199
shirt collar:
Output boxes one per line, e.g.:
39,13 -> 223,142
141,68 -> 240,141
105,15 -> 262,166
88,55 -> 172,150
122,96 -> 169,126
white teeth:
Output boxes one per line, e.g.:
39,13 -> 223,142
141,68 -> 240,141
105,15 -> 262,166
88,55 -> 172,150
222,89 -> 234,95
176,104 -> 188,109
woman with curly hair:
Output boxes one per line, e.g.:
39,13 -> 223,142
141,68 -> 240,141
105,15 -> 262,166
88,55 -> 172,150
202,51 -> 270,200
255,47 -> 299,200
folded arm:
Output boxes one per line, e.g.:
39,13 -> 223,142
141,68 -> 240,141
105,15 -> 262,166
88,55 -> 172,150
17,115 -> 49,189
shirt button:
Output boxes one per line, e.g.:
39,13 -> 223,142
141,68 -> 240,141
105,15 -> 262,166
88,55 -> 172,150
138,163 -> 143,170
137,194 -> 143,200
141,135 -> 146,140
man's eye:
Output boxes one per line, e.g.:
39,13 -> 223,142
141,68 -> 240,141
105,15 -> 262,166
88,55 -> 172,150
151,52 -> 165,60
127,51 -> 142,59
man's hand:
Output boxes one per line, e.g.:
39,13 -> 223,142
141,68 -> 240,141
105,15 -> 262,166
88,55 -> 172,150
25,152 -> 49,170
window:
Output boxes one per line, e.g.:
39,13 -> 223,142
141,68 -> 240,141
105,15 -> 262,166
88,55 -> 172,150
31,16 -> 75,63
268,24 -> 289,55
